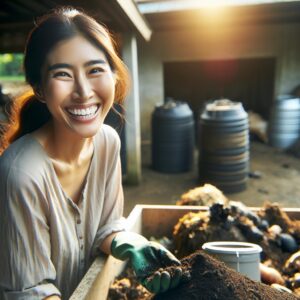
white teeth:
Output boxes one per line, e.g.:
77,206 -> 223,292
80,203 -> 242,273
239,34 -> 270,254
68,105 -> 98,116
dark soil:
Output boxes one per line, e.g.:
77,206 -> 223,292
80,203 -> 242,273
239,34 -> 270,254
153,250 -> 299,300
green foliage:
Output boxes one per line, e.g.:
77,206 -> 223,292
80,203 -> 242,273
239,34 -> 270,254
0,53 -> 24,78
0,76 -> 25,82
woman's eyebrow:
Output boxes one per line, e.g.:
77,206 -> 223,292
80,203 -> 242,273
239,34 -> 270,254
84,59 -> 107,67
47,63 -> 72,71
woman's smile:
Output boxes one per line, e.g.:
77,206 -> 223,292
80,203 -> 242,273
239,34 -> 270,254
66,104 -> 101,122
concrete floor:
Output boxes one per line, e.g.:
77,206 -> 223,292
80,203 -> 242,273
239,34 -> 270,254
123,140 -> 300,217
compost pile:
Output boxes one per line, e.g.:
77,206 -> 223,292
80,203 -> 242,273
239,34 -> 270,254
173,201 -> 300,296
173,201 -> 299,262
176,183 -> 229,206
108,268 -> 151,300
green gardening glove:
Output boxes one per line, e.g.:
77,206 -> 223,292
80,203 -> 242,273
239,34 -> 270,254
111,231 -> 182,294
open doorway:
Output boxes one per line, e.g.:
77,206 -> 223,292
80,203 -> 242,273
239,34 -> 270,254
164,57 -> 276,120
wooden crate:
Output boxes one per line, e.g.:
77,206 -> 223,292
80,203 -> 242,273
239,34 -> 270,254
70,204 -> 300,300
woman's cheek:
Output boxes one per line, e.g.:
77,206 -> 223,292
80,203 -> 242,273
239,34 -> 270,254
47,80 -> 72,99
96,74 -> 115,97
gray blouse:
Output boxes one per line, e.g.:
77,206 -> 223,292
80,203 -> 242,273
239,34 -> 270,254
0,124 -> 126,299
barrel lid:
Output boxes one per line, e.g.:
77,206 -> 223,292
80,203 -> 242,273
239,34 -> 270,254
202,241 -> 262,254
153,98 -> 193,119
276,94 -> 299,101
201,99 -> 247,121
273,95 -> 300,110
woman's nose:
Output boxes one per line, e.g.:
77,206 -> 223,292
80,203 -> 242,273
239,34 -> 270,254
73,75 -> 94,101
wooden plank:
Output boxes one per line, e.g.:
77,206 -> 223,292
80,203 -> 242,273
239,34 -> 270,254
84,256 -> 126,300
70,256 -> 107,300
142,205 -> 207,238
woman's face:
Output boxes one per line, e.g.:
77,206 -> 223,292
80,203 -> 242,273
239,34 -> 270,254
40,35 -> 116,139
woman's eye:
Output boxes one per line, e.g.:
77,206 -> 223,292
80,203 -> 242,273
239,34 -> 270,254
89,67 -> 104,75
53,71 -> 71,78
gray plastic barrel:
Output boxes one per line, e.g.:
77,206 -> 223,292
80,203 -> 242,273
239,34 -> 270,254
152,99 -> 195,173
268,95 -> 300,149
198,99 -> 249,193
202,241 -> 262,281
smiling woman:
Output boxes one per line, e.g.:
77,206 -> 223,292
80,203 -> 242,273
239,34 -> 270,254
0,8 -> 129,152
0,6 -> 183,300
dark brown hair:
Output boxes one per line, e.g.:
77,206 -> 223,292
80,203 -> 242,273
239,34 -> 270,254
0,6 -> 129,154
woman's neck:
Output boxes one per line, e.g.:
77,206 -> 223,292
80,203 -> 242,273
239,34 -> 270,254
33,121 -> 94,165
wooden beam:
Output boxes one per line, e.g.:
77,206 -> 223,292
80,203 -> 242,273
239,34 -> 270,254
111,0 -> 152,41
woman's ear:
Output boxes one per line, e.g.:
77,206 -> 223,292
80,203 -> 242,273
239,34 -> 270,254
34,87 -> 45,103
112,71 -> 118,85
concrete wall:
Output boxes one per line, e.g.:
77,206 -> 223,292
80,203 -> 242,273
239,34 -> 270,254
137,22 -> 300,141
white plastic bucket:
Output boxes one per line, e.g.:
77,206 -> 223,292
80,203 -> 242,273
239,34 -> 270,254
202,241 -> 262,281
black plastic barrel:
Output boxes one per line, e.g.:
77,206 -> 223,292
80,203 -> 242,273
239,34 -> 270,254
198,99 -> 249,193
152,100 -> 195,173
268,95 -> 300,149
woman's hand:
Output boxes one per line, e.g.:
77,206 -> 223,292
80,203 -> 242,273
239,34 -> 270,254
110,232 -> 182,294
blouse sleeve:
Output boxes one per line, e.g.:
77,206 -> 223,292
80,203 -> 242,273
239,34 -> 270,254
91,130 -> 127,256
0,167 -> 61,299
